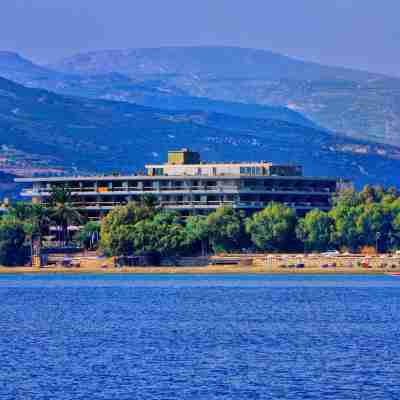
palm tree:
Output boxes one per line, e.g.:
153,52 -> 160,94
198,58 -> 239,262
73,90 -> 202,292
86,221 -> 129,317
8,202 -> 36,221
49,186 -> 83,246
30,204 -> 51,242
8,202 -> 50,263
8,202 -> 50,241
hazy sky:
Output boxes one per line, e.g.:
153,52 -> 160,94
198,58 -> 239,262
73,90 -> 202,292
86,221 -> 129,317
1,0 -> 400,76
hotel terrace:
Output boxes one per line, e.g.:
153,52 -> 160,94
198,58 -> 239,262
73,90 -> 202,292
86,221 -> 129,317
15,149 -> 349,221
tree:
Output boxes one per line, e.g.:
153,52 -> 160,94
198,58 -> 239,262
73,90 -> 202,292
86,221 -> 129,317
150,212 -> 186,256
392,212 -> 400,250
140,193 -> 158,210
356,203 -> 392,250
7,203 -> 50,263
102,203 -> 142,256
0,220 -> 26,266
184,215 -> 210,256
206,207 -> 246,253
78,221 -> 101,250
329,186 -> 400,252
8,203 -> 50,242
131,212 -> 186,256
100,201 -> 186,257
359,185 -> 386,204
329,189 -> 365,251
49,186 -> 83,245
387,186 -> 399,199
330,203 -> 361,251
332,188 -> 361,208
100,202 -> 157,256
296,209 -> 333,252
245,203 -> 296,252
8,202 -> 37,221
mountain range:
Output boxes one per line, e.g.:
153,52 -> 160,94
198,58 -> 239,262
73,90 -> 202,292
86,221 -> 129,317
0,51 -> 316,128
0,75 -> 399,190
0,46 -> 399,196
49,47 -> 400,147
1,47 -> 400,147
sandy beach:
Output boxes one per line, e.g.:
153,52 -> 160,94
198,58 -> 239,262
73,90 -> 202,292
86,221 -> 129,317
0,264 -> 393,275
1,252 -> 399,275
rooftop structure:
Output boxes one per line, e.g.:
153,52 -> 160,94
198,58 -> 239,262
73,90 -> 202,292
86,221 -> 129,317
147,149 -> 302,177
15,149 -> 349,221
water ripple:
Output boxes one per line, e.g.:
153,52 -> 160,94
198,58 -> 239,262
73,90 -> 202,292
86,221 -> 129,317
0,274 -> 399,399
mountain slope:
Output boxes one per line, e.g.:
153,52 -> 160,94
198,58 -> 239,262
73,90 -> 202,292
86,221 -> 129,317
47,46 -> 400,147
0,77 -> 400,188
0,52 -> 315,129
0,51 -> 60,82
91,78 -> 316,128
49,46 -> 378,81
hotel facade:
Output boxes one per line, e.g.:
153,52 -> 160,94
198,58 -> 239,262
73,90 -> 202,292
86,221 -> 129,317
15,149 -> 349,221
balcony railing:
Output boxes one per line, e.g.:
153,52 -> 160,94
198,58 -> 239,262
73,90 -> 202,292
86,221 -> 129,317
63,200 -> 330,210
22,185 -> 334,197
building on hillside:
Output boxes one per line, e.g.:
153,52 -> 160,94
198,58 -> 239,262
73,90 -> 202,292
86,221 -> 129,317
15,149 -> 350,221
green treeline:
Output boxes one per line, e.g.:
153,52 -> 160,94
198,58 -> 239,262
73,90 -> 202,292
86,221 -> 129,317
1,185 -> 400,265
100,186 -> 400,257
0,186 -> 82,266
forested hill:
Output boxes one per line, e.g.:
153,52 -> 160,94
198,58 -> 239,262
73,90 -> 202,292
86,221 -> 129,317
0,76 -> 400,188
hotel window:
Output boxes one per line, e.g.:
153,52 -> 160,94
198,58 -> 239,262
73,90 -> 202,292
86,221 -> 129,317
240,167 -> 252,175
173,181 -> 183,189
160,181 -> 169,188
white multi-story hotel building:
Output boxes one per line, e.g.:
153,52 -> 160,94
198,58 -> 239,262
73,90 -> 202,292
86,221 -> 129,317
16,149 -> 349,220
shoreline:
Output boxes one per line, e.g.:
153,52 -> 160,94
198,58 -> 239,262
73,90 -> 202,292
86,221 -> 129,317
2,253 -> 399,276
0,265 -> 391,275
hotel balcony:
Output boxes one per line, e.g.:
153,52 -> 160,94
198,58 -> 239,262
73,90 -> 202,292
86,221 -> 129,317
21,185 -> 335,198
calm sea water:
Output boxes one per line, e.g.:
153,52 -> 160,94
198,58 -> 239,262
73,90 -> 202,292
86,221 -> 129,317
1,274 -> 400,400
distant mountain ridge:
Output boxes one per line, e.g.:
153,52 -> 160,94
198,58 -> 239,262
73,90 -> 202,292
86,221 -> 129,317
44,46 -> 400,147
0,51 -> 316,129
49,46 -> 380,81
0,76 -> 400,189
3,47 -> 400,146
0,51 -> 58,81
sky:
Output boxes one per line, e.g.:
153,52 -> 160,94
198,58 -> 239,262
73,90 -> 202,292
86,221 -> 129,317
1,0 -> 400,76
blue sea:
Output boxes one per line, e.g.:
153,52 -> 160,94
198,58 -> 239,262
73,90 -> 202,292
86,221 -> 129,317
1,274 -> 400,399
